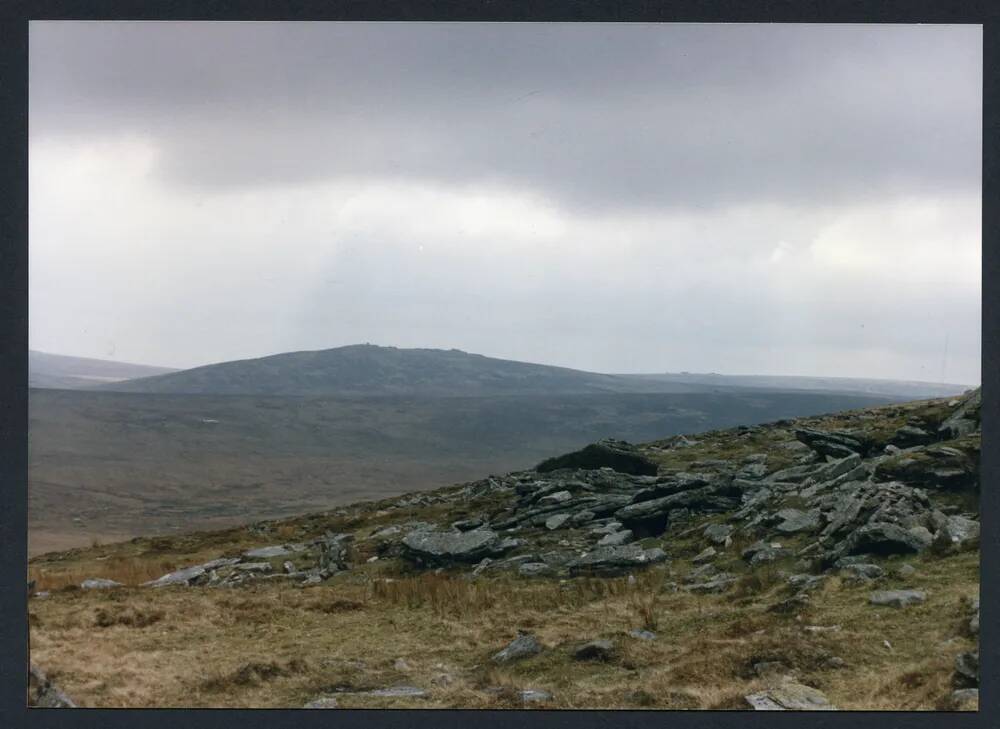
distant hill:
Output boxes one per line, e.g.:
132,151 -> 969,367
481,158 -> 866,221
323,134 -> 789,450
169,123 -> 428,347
96,344 -> 705,397
95,344 -> 970,400
29,350 -> 177,390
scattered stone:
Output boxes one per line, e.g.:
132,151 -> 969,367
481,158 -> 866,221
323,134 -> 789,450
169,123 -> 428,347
629,628 -> 656,641
366,686 -> 428,698
842,563 -> 884,581
692,546 -> 717,563
539,490 -> 573,505
896,563 -> 916,578
233,562 -> 272,573
568,544 -> 667,577
787,574 -> 825,592
703,523 -> 733,545
774,508 -> 821,534
303,697 -> 339,708
493,633 -> 543,663
520,688 -> 553,703
80,578 -> 123,590
754,661 -> 793,679
954,650 -> 979,688
452,518 -> 485,532
597,530 -> 633,547
745,680 -> 836,710
517,562 -> 553,577
242,544 -> 304,559
742,541 -> 791,566
545,514 -> 571,530
935,515 -> 980,550
393,658 -> 411,672
950,688 -> 979,710
869,589 -> 926,608
686,574 -> 736,593
573,639 -> 616,661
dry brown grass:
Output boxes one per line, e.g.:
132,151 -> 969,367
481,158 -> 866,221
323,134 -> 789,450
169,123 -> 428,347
26,544 -> 978,710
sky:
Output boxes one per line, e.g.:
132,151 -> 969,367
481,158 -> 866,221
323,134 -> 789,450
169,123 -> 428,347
29,22 -> 982,383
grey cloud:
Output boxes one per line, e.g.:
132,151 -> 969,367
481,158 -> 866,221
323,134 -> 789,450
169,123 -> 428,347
30,22 -> 981,211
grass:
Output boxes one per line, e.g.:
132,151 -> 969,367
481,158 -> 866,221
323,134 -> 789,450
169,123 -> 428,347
27,547 -> 978,709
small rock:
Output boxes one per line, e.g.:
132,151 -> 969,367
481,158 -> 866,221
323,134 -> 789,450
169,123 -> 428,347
366,685 -> 428,698
80,578 -> 123,590
520,688 -> 553,703
754,661 -> 793,679
538,490 -> 573,505
869,589 -> 926,608
692,546 -> 717,563
545,514 -> 571,531
394,658 -> 411,672
303,697 -> 339,709
842,563 -> 884,580
896,563 -> 916,578
597,530 -> 634,547
950,688 -> 978,710
954,650 -> 979,688
629,628 -> 656,641
493,633 -> 543,663
517,562 -> 552,577
703,523 -> 733,545
745,680 -> 836,710
573,639 -> 616,661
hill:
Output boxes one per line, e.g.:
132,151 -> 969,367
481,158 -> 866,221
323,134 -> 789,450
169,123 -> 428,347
93,344 -> 970,399
29,350 -> 177,390
27,390 -> 980,710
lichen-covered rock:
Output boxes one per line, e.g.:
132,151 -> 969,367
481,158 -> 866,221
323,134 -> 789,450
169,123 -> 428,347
568,544 -> 667,577
402,528 -> 503,565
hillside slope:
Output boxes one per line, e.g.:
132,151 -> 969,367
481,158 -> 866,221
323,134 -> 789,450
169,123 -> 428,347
29,350 -> 177,390
95,344 -> 694,397
28,389 -> 980,710
28,387 -> 895,555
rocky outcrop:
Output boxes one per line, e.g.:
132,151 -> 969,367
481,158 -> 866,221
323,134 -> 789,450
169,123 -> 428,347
536,439 -> 658,476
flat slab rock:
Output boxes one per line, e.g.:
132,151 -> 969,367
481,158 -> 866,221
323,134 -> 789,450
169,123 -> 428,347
402,528 -> 501,563
568,544 -> 667,576
746,680 -> 837,710
869,589 -> 926,607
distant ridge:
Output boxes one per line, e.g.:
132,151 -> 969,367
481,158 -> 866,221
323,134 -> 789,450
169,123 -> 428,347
95,344 -> 704,397
29,350 -> 178,390
94,344 -> 970,400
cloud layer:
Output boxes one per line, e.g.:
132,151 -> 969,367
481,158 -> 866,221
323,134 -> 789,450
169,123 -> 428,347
29,22 -> 982,383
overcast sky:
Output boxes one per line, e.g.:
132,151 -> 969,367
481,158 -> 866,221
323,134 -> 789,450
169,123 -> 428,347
29,22 -> 981,383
